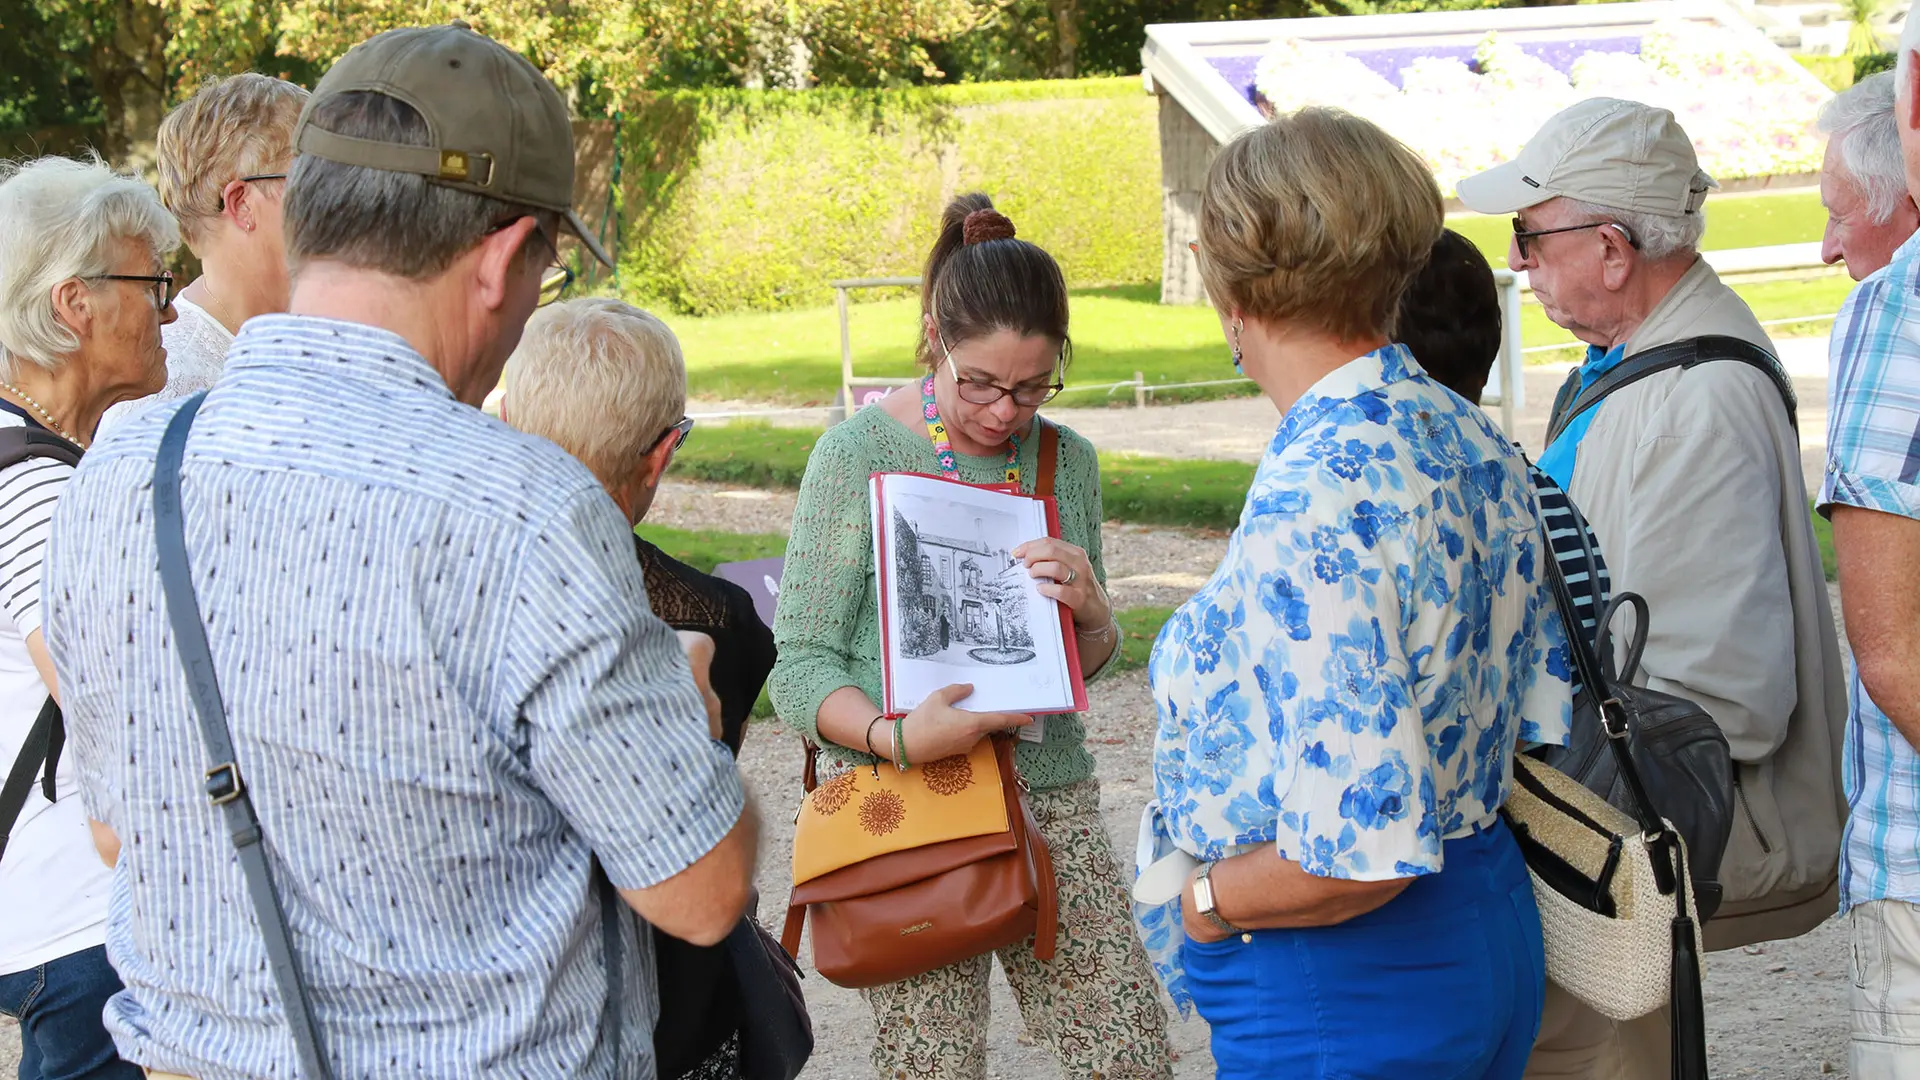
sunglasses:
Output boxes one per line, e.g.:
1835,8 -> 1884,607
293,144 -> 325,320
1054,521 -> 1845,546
92,271 -> 175,311
218,172 -> 288,211
1510,218 -> 1637,261
649,416 -> 695,455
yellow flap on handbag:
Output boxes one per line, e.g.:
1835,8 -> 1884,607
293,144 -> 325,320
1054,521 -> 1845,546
792,738 -> 1009,886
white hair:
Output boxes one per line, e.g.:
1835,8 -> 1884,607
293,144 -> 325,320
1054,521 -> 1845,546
502,298 -> 688,484
0,155 -> 179,376
1565,198 -> 1705,261
1820,72 -> 1907,225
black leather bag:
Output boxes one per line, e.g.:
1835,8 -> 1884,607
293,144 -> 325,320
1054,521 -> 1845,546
1535,592 -> 1736,921
654,914 -> 812,1080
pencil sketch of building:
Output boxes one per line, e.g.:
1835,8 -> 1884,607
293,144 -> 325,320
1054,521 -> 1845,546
891,509 -> 1035,663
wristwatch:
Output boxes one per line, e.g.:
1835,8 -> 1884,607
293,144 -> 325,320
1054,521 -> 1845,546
1191,861 -> 1245,936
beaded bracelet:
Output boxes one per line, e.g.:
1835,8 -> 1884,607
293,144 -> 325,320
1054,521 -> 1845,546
892,714 -> 911,772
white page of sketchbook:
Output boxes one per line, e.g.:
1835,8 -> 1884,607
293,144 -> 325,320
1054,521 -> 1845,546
871,473 -> 1074,721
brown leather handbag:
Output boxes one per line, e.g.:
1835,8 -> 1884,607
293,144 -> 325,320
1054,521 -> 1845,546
780,735 -> 1058,988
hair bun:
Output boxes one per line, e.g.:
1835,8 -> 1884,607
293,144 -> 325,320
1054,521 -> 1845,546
962,209 -> 1017,246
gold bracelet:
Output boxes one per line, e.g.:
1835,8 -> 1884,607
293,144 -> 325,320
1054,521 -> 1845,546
1076,614 -> 1118,645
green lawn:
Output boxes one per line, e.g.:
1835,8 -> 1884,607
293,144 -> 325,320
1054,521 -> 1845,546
633,523 -> 789,573
670,189 -> 1843,404
675,423 -> 1254,531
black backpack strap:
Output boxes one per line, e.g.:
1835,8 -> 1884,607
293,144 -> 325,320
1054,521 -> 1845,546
0,696 -> 62,864
0,426 -> 82,471
0,423 -> 81,867
1545,336 -> 1797,446
1547,367 -> 1584,438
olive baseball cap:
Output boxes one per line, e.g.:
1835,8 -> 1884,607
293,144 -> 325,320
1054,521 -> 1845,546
1457,98 -> 1717,219
293,21 -> 613,267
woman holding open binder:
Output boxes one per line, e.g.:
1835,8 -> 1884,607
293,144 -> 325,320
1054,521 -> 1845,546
1138,109 -> 1573,1078
769,194 -> 1172,1077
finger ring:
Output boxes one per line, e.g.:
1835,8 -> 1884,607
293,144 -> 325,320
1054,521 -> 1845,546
1063,568 -> 1077,585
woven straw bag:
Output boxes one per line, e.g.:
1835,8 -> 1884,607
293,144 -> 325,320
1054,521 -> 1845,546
1507,514 -> 1709,1080
1504,754 -> 1700,1021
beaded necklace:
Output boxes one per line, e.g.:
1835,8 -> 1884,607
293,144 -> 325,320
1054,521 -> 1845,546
921,373 -> 1019,486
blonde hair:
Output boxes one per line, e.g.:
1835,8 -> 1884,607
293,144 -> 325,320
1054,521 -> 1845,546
503,298 -> 688,483
0,155 -> 179,375
1198,107 -> 1443,342
156,74 -> 309,245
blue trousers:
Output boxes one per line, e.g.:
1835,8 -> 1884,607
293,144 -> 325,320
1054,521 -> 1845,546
1183,819 -> 1545,1080
0,946 -> 141,1080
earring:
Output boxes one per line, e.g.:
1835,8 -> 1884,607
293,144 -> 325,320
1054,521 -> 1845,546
1230,318 -> 1245,375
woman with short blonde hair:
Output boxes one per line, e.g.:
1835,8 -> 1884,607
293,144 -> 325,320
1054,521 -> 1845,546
104,73 -> 307,431
0,153 -> 179,1080
1138,108 -> 1570,1077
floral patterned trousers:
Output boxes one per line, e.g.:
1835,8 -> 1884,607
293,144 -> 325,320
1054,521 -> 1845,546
861,778 -> 1174,1079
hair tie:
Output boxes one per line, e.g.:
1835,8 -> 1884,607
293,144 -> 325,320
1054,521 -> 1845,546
962,209 -> 1017,246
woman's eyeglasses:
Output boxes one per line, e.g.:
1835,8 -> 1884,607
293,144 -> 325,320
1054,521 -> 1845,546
218,173 -> 288,211
939,332 -> 1063,407
92,271 -> 175,311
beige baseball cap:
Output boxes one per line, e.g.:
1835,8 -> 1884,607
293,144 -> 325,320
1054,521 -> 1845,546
293,21 -> 613,267
1457,97 -> 1717,219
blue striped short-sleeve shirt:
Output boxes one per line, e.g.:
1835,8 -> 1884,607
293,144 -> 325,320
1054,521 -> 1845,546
44,315 -> 744,1079
1820,229 -> 1920,912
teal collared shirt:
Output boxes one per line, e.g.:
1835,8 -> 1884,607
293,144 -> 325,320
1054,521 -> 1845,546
1538,342 -> 1627,489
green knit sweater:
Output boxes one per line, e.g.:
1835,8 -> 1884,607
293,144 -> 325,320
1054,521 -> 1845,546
769,405 -> 1107,791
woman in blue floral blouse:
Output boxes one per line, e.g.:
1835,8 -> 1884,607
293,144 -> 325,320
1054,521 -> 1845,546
1137,109 -> 1573,1078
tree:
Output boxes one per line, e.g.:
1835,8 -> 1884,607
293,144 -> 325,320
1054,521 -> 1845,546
1843,0 -> 1891,57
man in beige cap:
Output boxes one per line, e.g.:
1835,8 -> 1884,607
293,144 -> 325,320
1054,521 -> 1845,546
43,22 -> 758,1080
1461,98 -> 1846,1079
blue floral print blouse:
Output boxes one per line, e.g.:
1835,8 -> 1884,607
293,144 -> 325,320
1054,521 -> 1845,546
1136,344 -> 1572,1009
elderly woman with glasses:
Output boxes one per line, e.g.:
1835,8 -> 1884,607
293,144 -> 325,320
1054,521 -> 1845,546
768,192 -> 1172,1077
1136,109 -> 1571,1079
0,155 -> 179,1080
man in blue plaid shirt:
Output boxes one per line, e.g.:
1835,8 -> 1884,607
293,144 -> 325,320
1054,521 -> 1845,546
1823,24 -> 1920,1073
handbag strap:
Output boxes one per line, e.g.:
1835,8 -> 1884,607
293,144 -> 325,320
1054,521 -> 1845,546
1537,524 -> 1672,857
154,393 -> 334,1080
1035,419 -> 1058,499
0,696 -> 62,864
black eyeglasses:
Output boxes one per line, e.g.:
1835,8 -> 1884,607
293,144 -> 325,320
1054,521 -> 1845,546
1511,218 -> 1636,261
91,271 -> 175,311
218,173 -> 288,211
487,216 -> 573,307
938,332 -> 1063,407
649,416 -> 695,455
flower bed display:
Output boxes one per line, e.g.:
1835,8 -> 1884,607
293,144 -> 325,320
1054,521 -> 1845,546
1241,19 -> 1827,197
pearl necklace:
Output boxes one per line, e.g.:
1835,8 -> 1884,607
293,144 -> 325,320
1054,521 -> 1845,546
0,379 -> 85,448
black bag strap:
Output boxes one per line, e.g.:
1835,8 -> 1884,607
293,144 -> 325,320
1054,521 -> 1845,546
0,424 -> 81,866
1538,521 -> 1707,1079
1546,335 -> 1797,445
154,393 -> 333,1080
0,425 -> 82,471
0,696 -> 62,864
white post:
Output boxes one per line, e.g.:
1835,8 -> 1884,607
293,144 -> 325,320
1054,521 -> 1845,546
837,286 -> 853,407
1489,269 -> 1526,436
1134,371 -> 1147,409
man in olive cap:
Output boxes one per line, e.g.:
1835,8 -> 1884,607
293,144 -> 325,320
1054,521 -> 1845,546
1461,98 -> 1845,1078
46,23 -> 757,1079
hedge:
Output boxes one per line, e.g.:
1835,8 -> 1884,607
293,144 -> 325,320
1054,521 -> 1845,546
1857,51 -> 1897,82
1793,53 -> 1854,91
609,77 -> 1161,315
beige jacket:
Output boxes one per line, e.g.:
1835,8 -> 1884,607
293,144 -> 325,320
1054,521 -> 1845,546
1564,257 -> 1848,950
